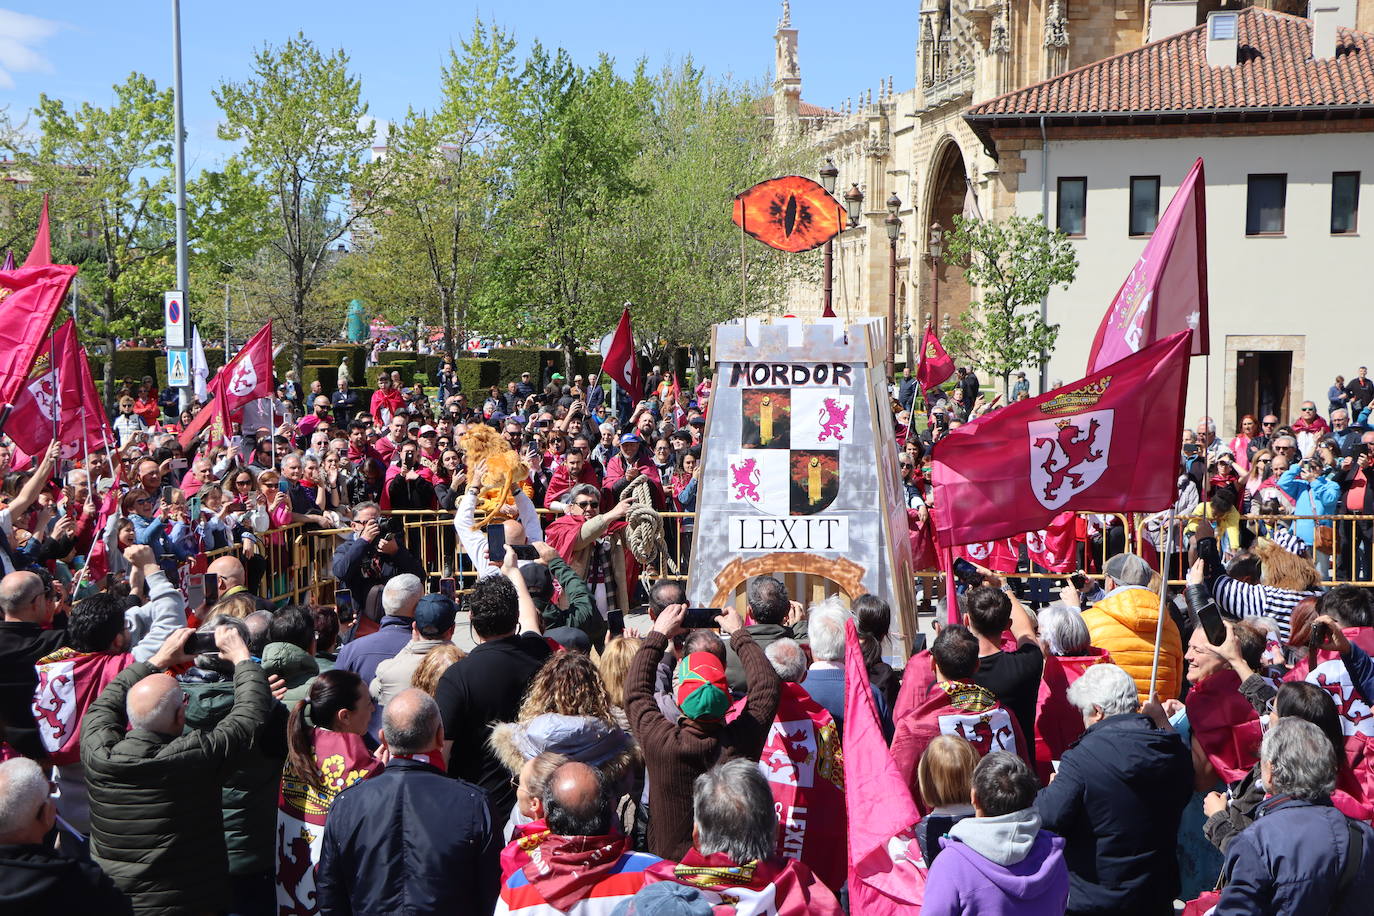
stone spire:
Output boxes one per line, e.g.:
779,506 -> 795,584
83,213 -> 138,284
773,0 -> 801,139
779,0 -> 791,28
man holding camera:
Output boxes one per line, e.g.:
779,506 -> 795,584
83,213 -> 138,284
81,625 -> 270,914
330,501 -> 426,611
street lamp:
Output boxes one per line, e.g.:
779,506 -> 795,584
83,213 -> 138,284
885,192 -> 902,381
819,158 -> 839,317
926,220 -> 944,332
843,183 -> 865,227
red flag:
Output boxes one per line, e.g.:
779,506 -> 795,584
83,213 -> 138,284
1087,159 -> 1208,373
953,538 -> 1019,573
843,620 -> 927,913
746,682 -> 847,891
932,331 -> 1191,548
8,321 -> 111,461
33,648 -> 135,766
178,322 -> 273,448
7,338 -> 61,456
1287,626 -> 1374,815
916,326 -> 955,391
64,323 -> 114,458
0,264 -> 78,413
601,308 -> 641,403
1019,511 -> 1078,574
22,195 -> 52,268
1187,669 -> 1263,784
84,465 -> 123,583
1034,647 -> 1110,783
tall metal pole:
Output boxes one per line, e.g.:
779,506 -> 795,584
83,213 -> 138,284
223,282 -> 231,354
822,239 -> 835,318
172,0 -> 191,412
886,235 -> 897,382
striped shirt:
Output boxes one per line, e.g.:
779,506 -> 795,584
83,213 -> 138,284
1212,576 -> 1321,642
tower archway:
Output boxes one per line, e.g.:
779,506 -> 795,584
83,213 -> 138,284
922,139 -> 974,334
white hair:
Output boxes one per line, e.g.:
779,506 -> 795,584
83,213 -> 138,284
1066,663 -> 1138,718
807,598 -> 850,662
64,468 -> 88,487
1263,717 -> 1336,801
1038,605 -> 1090,656
382,574 -> 424,616
765,639 -> 808,683
0,757 -> 48,838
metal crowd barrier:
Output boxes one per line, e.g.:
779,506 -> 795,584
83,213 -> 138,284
217,508 -> 1374,609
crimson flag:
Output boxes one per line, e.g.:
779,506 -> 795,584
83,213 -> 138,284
178,322 -> 274,448
33,648 -> 135,766
1087,159 -> 1208,373
84,464 -> 123,583
0,264 -> 78,414
932,331 -> 1191,548
22,195 -> 52,268
1018,511 -> 1078,574
1187,669 -> 1262,784
916,326 -> 955,391
600,308 -> 641,403
843,620 -> 927,913
8,321 -> 111,461
953,538 -> 1019,573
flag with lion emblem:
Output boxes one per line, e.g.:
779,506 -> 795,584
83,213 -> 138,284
931,331 -> 1190,547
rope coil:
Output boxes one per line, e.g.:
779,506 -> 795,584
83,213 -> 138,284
621,473 -> 676,573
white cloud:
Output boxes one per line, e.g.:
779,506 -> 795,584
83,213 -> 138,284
0,10 -> 64,90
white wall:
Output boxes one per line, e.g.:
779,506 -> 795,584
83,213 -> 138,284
1014,132 -> 1374,438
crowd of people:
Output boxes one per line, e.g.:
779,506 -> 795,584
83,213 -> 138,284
1,351 -> 1374,916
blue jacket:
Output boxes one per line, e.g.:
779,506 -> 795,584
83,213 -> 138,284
330,533 -> 425,612
1034,714 -> 1193,915
1216,796 -> 1374,916
130,513 -> 193,579
316,758 -> 499,916
1278,465 -> 1340,547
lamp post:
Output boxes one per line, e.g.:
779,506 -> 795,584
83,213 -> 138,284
885,192 -> 901,382
819,158 -> 839,318
926,220 -> 944,332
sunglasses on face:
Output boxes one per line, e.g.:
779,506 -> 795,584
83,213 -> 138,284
1263,422 -> 1276,427
1303,408 -> 1316,412
574,500 -> 599,509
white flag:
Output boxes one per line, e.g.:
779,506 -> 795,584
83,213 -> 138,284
190,325 -> 210,400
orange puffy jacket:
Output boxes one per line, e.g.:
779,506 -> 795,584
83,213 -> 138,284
1081,586 -> 1183,702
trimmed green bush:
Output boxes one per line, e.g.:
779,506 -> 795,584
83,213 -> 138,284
450,357 -> 500,392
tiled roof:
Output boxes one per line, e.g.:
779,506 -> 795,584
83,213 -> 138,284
966,9 -> 1374,118
798,101 -> 839,117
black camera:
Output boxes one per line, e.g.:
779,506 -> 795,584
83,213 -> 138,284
378,516 -> 404,539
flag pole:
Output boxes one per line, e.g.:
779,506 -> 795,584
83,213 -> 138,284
1148,520 -> 1173,701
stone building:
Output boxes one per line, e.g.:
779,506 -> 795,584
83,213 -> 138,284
769,0 -> 1372,387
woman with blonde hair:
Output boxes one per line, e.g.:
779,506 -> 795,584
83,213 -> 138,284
410,643 -> 464,696
1199,522 -> 1323,642
597,636 -> 642,732
915,735 -> 979,866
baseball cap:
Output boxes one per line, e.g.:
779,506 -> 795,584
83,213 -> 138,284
674,652 -> 729,721
519,563 -> 554,602
418,425 -> 437,436
414,594 -> 457,637
611,882 -> 712,916
1103,553 -> 1153,589
619,432 -> 642,445
545,626 -> 591,654
407,421 -> 421,431
551,372 -> 566,381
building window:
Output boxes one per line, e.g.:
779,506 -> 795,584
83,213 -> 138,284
1057,177 -> 1086,237
1129,176 -> 1160,236
1332,172 -> 1360,234
1246,174 -> 1287,235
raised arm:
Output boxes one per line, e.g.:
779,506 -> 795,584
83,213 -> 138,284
9,441 -> 61,520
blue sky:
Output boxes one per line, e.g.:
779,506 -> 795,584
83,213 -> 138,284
0,1 -> 918,172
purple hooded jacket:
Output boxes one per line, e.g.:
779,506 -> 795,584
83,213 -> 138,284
922,809 -> 1070,916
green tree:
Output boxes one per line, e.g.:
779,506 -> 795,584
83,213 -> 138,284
479,44 -> 653,371
942,214 -> 1077,397
214,33 -> 390,380
348,19 -> 520,359
612,61 -> 816,373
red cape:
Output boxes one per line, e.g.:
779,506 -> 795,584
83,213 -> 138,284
1034,647 -> 1111,784
1188,669 -> 1263,784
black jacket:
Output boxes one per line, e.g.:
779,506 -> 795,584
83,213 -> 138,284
80,660 -> 271,915
330,533 -> 426,614
0,621 -> 66,760
0,843 -> 132,916
723,621 -> 807,695
1034,713 -> 1193,915
317,758 -> 500,916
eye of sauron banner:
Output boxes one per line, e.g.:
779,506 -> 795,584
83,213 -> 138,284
733,176 -> 846,253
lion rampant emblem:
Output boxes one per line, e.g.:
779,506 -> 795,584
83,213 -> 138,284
731,458 -> 761,502
1028,410 -> 1113,511
817,397 -> 849,443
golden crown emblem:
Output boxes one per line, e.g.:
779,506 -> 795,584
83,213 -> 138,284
1039,376 -> 1112,417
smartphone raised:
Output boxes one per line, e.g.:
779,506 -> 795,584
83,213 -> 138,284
439,577 -> 456,600
1068,571 -> 1088,592
161,485 -> 175,504
334,587 -> 354,619
1197,600 -> 1228,646
1309,621 -> 1330,660
185,632 -> 219,655
510,543 -> 539,561
203,573 -> 219,604
952,557 -> 985,589
683,607 -> 722,629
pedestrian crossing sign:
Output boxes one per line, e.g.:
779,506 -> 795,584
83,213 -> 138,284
168,348 -> 190,387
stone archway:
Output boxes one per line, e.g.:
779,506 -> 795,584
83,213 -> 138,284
922,139 -> 974,333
